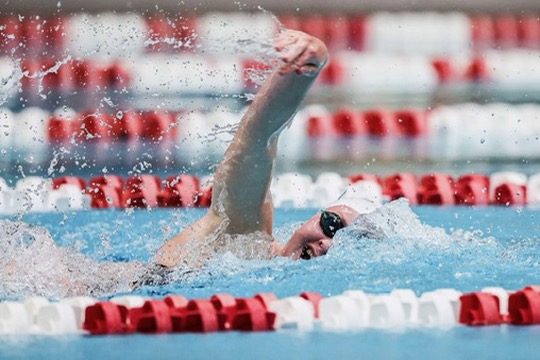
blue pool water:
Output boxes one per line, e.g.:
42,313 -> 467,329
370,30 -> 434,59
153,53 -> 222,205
0,201 -> 539,359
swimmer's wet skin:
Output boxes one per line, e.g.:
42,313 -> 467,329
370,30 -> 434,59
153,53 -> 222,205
153,30 -> 381,271
153,30 -> 340,268
297,210 -> 345,260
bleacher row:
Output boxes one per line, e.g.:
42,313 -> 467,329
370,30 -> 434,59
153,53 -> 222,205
1,12 -> 540,57
1,285 -> 540,335
0,170 -> 538,215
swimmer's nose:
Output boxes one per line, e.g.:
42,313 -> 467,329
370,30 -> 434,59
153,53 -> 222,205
317,238 -> 334,256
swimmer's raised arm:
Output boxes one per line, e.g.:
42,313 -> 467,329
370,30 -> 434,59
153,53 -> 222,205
211,30 -> 328,229
155,30 -> 328,267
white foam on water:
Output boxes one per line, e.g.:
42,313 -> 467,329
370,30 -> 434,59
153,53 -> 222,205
0,198 -> 538,300
0,220 -> 142,301
177,199 -> 540,296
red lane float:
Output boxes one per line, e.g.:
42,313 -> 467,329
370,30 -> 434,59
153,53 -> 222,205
494,15 -> 519,49
146,14 -> 175,53
80,111 -> 112,141
40,171 -> 540,211
432,58 -> 454,83
81,293 -> 277,335
129,300 -> 174,333
417,173 -> 455,205
47,114 -> 80,143
228,298 -> 275,331
326,15 -> 351,52
39,102 -> 540,145
114,111 -> 142,139
455,174 -> 490,206
508,289 -> 540,325
394,110 -> 427,137
492,183 -> 527,206
308,108 -> 429,138
158,175 -> 200,208
89,175 -> 124,192
363,109 -> 397,136
520,15 -> 540,48
8,286 -> 540,336
319,58 -> 344,85
83,302 -> 129,335
182,299 -> 220,332
123,175 -> 161,208
139,111 -> 177,141
459,292 -> 502,326
307,112 -> 336,137
384,173 -> 418,205
463,56 -> 489,82
21,59 -> 131,96
332,107 -> 366,135
470,15 -> 495,50
197,184 -> 213,208
7,13 -> 540,57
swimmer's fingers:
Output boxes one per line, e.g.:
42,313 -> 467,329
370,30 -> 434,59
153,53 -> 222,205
274,32 -> 298,52
275,30 -> 328,75
282,41 -> 327,75
278,38 -> 310,75
277,35 -> 306,62
292,48 -> 325,75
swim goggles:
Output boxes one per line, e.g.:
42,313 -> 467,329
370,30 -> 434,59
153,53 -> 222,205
319,210 -> 345,238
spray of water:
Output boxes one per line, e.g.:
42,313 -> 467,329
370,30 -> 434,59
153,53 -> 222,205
185,199 -> 537,296
0,10 -> 329,300
1,196 -> 538,300
0,220 -> 144,300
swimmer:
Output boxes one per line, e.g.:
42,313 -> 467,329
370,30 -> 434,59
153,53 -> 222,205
2,30 -> 381,297
153,29 -> 380,271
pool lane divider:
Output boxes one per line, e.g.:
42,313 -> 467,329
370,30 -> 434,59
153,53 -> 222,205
4,12 -> 540,102
3,103 -> 540,150
1,170 -> 539,215
5,12 -> 539,57
1,286 -> 540,335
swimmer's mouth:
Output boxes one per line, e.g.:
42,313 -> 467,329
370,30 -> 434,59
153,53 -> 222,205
300,245 -> 314,260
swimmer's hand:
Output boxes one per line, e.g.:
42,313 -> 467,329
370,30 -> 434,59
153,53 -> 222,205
274,30 -> 329,76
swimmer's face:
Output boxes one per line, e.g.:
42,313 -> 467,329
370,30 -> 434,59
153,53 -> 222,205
279,205 -> 359,260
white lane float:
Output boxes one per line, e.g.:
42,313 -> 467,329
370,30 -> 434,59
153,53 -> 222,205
0,302 -> 32,334
60,296 -> 98,329
269,296 -> 315,331
36,303 -> 79,334
1,285 -> 539,335
319,295 -> 367,330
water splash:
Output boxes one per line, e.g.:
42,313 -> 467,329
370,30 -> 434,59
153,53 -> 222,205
0,220 -> 141,300
1,200 -> 539,300
0,57 -> 22,107
153,199 -> 539,297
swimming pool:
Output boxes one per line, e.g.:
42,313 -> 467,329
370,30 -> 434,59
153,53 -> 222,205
1,201 -> 539,359
1,7 -> 540,360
